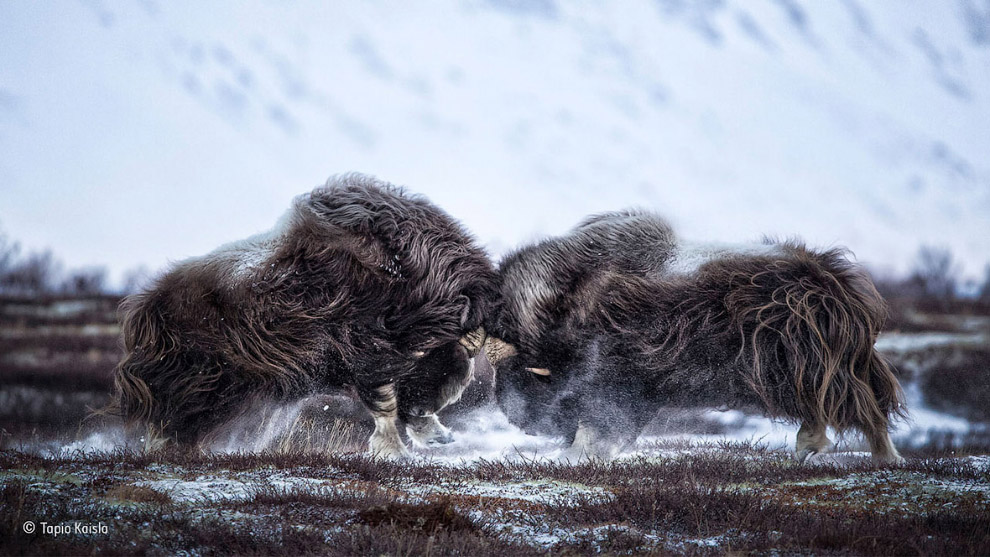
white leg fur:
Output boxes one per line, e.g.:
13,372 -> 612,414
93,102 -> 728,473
366,384 -> 410,459
369,416 -> 410,458
795,421 -> 834,464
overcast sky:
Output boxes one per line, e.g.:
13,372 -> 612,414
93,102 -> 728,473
2,1 -> 988,286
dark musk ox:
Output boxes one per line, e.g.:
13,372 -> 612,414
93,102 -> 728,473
110,174 -> 496,458
484,210 -> 905,463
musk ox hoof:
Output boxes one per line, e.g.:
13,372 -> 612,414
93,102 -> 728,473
796,450 -> 826,465
430,430 -> 456,445
405,414 -> 455,447
795,442 -> 836,464
873,453 -> 906,466
556,423 -> 621,463
367,442 -> 412,460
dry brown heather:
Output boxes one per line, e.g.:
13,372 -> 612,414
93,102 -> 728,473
1,443 -> 989,556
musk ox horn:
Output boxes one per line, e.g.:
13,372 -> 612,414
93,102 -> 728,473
458,327 -> 487,358
526,367 -> 551,376
482,336 -> 517,364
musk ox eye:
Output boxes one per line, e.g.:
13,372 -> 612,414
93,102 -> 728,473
526,367 -> 551,376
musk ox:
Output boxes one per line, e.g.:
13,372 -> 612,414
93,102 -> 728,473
110,174 -> 496,458
484,210 -> 905,463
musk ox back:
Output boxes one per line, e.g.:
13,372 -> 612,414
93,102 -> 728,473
110,174 -> 496,457
485,211 -> 905,463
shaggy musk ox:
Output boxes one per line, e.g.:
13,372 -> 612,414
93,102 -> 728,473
484,210 -> 905,463
110,174 -> 496,458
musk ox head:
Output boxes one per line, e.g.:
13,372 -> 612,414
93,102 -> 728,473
488,338 -> 579,439
490,210 -> 674,355
484,210 -> 675,438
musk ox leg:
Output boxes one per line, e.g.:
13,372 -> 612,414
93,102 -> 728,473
429,345 -> 475,411
358,383 -> 411,459
559,384 -> 654,462
559,421 -> 615,462
795,421 -> 834,464
559,415 -> 646,463
864,425 -> 904,464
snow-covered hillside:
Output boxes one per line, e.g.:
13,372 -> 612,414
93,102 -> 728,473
1,0 -> 988,281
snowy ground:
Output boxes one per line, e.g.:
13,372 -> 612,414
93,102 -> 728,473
3,437 -> 989,555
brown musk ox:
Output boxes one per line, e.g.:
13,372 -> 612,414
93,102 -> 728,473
484,210 -> 905,463
109,174 -> 496,458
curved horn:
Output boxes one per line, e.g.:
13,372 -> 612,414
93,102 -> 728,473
482,336 -> 518,365
526,367 -> 550,376
458,327 -> 487,358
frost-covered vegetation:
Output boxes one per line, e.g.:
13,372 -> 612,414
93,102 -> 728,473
2,442 -> 989,555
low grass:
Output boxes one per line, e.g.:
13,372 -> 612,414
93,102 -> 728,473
1,442 -> 988,555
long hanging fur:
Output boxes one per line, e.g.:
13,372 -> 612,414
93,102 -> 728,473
487,212 -> 905,462
722,247 -> 904,434
599,244 -> 905,430
108,174 -> 497,452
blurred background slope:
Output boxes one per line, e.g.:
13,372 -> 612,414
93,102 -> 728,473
1,0 -> 988,281
0,0 -> 988,454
